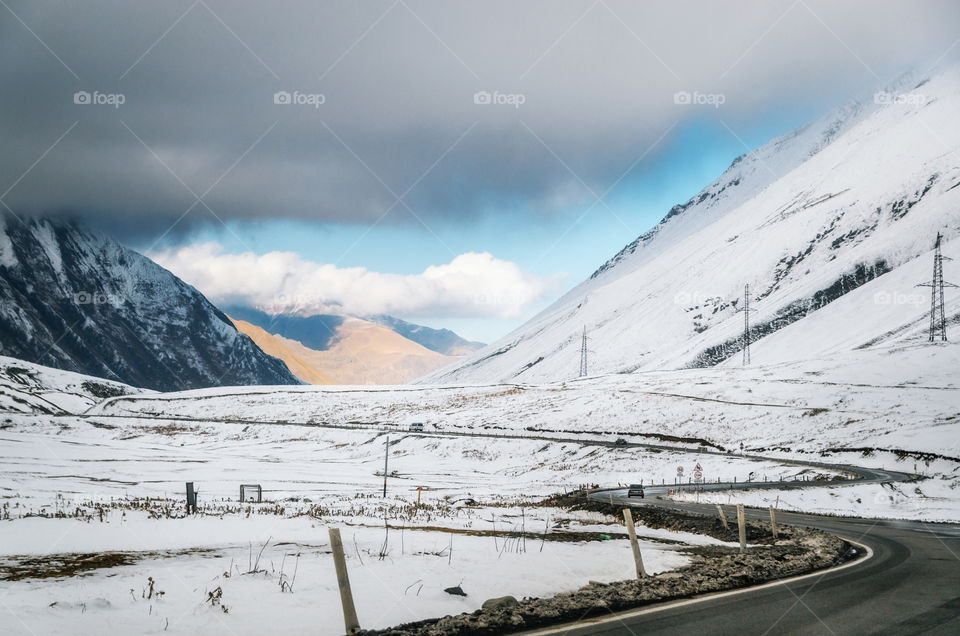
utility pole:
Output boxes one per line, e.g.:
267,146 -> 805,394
383,435 -> 389,497
737,284 -> 756,365
917,232 -> 956,341
579,326 -> 588,378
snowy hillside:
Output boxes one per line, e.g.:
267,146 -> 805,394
0,355 -> 143,414
75,341 -> 960,521
87,343 -> 960,461
428,63 -> 960,384
0,217 -> 299,391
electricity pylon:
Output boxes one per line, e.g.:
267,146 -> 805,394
917,232 -> 956,341
579,326 -> 588,377
737,284 -> 756,365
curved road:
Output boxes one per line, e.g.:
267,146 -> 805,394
525,474 -> 960,635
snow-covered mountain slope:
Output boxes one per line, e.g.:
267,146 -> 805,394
0,217 -> 300,391
0,355 -> 143,414
428,63 -> 960,384
87,342 -> 960,463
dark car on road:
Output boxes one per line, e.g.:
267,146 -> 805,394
627,483 -> 645,498
614,438 -> 627,447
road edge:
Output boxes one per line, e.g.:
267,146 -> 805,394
519,537 -> 874,635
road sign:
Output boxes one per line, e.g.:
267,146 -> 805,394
695,462 -> 702,471
677,466 -> 684,478
693,469 -> 703,481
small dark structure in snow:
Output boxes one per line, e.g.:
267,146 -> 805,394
240,484 -> 263,503
185,482 -> 198,514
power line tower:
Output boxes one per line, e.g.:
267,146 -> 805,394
579,326 -> 588,378
737,284 -> 756,365
917,232 -> 956,341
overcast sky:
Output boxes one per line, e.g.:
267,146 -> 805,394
2,0 -> 959,341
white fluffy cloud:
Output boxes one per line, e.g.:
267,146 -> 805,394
149,243 -> 561,319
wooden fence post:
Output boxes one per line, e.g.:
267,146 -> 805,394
715,504 -> 728,530
622,509 -> 647,578
769,506 -> 778,540
328,528 -> 360,634
737,504 -> 746,554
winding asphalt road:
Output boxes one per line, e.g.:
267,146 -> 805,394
525,470 -> 960,635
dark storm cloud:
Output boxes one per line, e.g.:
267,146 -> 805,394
1,0 -> 958,240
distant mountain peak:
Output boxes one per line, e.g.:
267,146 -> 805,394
0,216 -> 299,390
228,309 -> 470,385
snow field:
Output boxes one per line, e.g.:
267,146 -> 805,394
1,416 -> 756,636
0,513 -> 692,636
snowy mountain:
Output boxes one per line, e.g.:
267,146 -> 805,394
428,63 -> 960,384
0,217 -> 299,391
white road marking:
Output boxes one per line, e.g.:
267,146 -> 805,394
522,539 -> 874,635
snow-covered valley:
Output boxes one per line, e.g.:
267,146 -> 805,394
1,338 -> 958,634
1,53 -> 959,636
